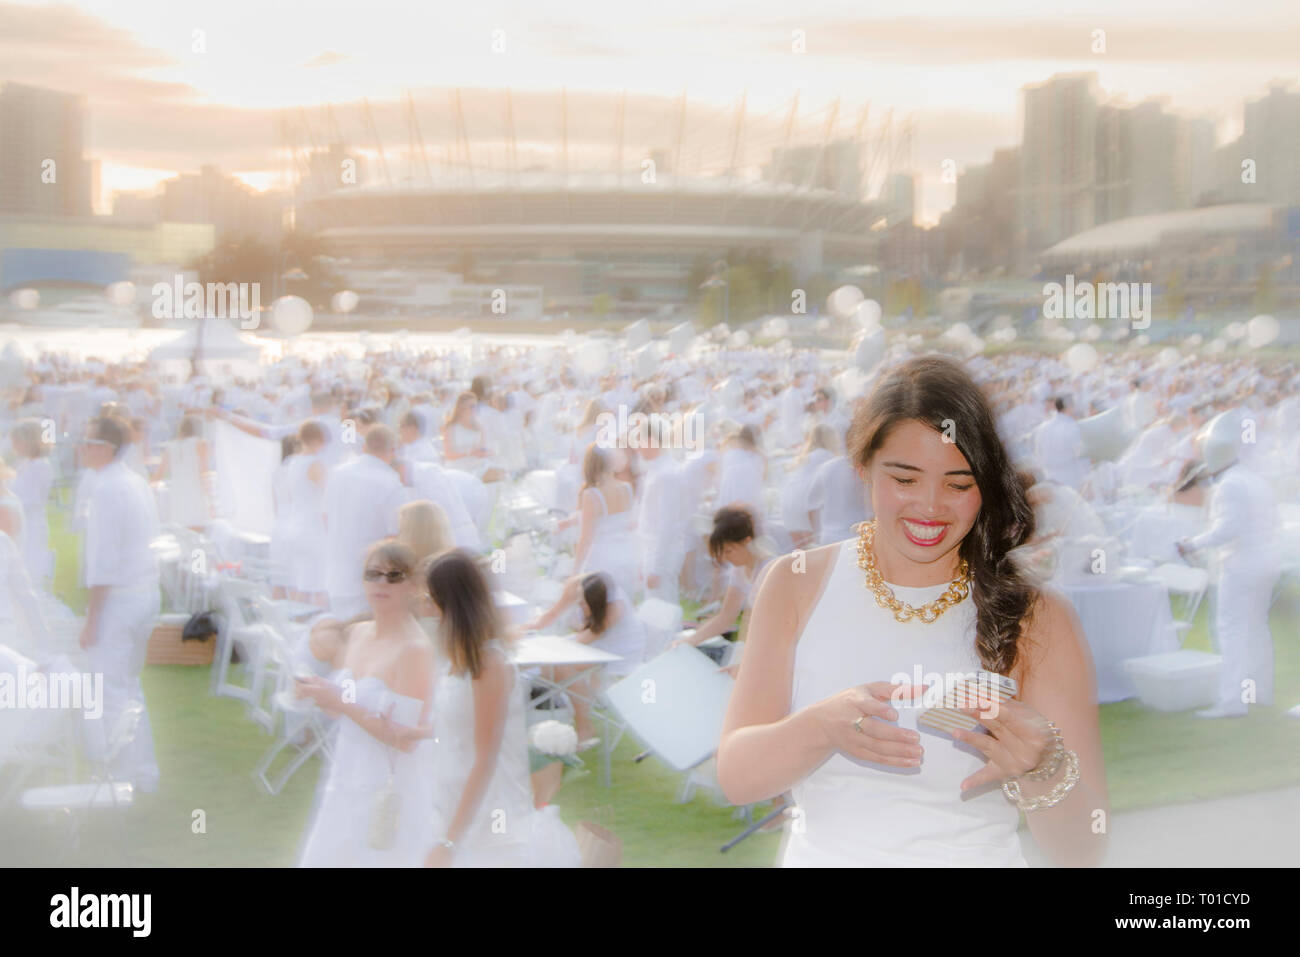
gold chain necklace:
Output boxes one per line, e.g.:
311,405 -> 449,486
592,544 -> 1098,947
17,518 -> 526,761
855,520 -> 971,624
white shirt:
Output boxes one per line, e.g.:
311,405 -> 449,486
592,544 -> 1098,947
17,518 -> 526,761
322,455 -> 405,603
1033,412 -> 1088,490
409,461 -> 481,550
1189,464 -> 1278,562
84,459 -> 160,588
808,456 -> 870,542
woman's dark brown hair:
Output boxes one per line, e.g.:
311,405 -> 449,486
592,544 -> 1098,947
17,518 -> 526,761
425,548 -> 501,679
846,356 -> 1038,678
580,573 -> 610,635
708,506 -> 756,563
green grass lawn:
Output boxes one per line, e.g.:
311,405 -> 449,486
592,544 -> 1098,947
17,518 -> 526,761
3,498 -> 1296,866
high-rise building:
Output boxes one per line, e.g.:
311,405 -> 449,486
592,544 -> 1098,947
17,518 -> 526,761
883,171 -> 916,226
1094,98 -> 1194,223
1018,74 -> 1100,256
0,83 -> 94,217
1239,83 -> 1300,206
160,165 -> 286,245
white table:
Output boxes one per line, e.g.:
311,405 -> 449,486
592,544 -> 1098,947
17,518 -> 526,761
604,644 -> 734,773
1059,577 -> 1179,703
511,634 -> 623,785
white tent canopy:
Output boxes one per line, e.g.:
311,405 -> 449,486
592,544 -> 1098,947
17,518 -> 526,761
148,319 -> 268,363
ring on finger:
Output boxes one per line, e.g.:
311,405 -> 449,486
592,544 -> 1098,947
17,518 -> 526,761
852,715 -> 865,734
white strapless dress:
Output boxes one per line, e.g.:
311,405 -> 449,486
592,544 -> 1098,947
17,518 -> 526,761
780,537 -> 1027,867
578,487 -> 640,600
432,646 -> 581,867
298,669 -> 440,867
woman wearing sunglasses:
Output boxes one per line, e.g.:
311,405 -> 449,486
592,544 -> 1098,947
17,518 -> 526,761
295,542 -> 440,867
421,549 -> 580,867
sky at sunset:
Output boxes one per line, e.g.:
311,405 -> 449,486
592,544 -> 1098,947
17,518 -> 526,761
2,0 -> 1297,222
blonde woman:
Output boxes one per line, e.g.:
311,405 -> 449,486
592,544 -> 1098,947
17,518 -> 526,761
295,542 -> 439,867
398,499 -> 455,568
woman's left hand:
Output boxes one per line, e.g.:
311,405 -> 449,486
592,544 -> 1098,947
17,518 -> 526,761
951,696 -> 1056,793
294,676 -> 343,714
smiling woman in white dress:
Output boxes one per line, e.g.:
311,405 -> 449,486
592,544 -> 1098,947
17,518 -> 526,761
717,356 -> 1109,868
295,542 -> 439,867
422,549 -> 581,868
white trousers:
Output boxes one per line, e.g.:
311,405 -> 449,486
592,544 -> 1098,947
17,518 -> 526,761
83,583 -> 161,788
1212,558 -> 1279,710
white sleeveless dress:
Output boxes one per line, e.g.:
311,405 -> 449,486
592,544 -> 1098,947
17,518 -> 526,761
577,486 -> 640,600
780,538 -> 1027,867
284,452 -> 328,594
166,437 -> 209,528
298,668 -> 440,867
590,586 -> 647,677
431,644 -> 582,867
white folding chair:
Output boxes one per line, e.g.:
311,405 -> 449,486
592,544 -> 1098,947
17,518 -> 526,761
250,616 -> 337,795
210,578 -> 275,730
1149,563 -> 1210,641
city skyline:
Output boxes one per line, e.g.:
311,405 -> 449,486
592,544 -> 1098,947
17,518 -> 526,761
1,0 -> 1297,222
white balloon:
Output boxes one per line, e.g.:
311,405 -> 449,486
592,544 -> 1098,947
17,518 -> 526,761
574,339 -> 610,377
105,281 -> 135,306
1247,314 -> 1279,349
852,299 -> 882,330
331,290 -> 359,314
1205,338 -> 1227,355
814,317 -> 831,333
1083,324 -> 1102,341
854,328 -> 886,371
728,330 -> 750,348
1225,321 -> 1246,341
827,285 -> 864,320
1156,346 -> 1180,368
1064,343 -> 1099,374
9,289 -> 39,311
1185,333 -> 1203,348
763,316 -> 790,339
272,295 -> 314,335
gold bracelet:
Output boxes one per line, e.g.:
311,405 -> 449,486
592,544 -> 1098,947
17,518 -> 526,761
1002,749 -> 1080,811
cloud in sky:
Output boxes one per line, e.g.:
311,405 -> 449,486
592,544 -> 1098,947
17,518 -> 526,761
302,50 -> 351,69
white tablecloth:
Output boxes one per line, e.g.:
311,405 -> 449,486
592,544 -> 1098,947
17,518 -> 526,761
1059,578 -> 1179,703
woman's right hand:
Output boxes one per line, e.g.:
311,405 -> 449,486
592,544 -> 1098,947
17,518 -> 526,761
811,682 -> 926,768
